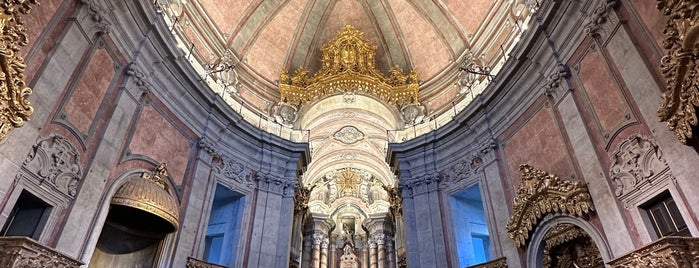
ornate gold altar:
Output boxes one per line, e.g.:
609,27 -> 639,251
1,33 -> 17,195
0,0 -> 37,141
279,25 -> 419,107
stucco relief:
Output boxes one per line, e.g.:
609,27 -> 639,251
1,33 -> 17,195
308,168 -> 388,213
214,157 -> 254,189
609,135 -> 669,197
333,126 -> 365,144
22,135 -> 82,197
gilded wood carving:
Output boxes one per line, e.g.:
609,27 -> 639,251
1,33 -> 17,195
506,165 -> 595,247
0,0 -> 36,141
656,0 -> 699,144
279,25 -> 419,108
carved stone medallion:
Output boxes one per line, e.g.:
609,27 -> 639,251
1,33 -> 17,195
333,126 -> 365,144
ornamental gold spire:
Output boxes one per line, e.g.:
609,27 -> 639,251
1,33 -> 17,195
278,25 -> 419,107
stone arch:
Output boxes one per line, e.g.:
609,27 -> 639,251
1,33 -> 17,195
526,214 -> 612,268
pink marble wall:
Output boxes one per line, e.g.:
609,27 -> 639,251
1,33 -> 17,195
578,49 -> 629,133
628,0 -> 666,48
64,49 -> 114,133
503,106 -> 573,185
129,105 -> 191,185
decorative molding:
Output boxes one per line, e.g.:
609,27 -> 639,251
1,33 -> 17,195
22,135 -> 82,197
506,165 -> 595,247
584,0 -> 619,41
542,64 -> 570,99
278,25 -> 419,108
399,173 -> 441,197
465,257 -> 508,268
0,237 -> 83,267
185,257 -> 226,268
213,157 -> 254,189
197,136 -> 219,157
333,126 -> 365,144
656,0 -> 699,144
0,0 -> 37,142
608,236 -> 699,267
255,173 -> 297,196
609,135 -> 669,198
294,186 -> 311,214
79,0 -> 111,34
125,63 -> 152,94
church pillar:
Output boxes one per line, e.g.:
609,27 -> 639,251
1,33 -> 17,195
368,238 -> 377,268
387,236 -> 396,268
375,233 -> 386,268
320,237 -> 329,267
362,238 -> 369,268
312,233 -> 323,268
302,235 -> 313,268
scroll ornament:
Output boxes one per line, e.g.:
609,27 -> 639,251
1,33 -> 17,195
506,164 -> 595,247
656,0 -> 699,144
0,0 -> 37,141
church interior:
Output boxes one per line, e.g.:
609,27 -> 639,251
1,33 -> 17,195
0,0 -> 697,267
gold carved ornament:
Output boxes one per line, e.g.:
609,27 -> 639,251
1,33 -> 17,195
656,0 -> 699,144
505,164 -> 595,248
336,168 -> 361,197
279,25 -> 419,107
0,1 -> 36,141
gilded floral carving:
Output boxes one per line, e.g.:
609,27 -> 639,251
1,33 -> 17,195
506,165 -> 595,247
656,0 -> 699,144
0,0 -> 37,142
0,237 -> 83,267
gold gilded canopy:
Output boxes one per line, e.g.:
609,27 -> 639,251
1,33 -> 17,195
111,163 -> 180,233
279,25 -> 419,107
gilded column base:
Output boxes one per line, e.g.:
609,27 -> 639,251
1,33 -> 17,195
0,236 -> 82,268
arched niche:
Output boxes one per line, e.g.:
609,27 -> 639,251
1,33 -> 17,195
526,214 -> 612,268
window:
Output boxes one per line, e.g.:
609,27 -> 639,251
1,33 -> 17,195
1,190 -> 52,240
642,191 -> 690,238
450,184 -> 491,267
203,185 -> 243,266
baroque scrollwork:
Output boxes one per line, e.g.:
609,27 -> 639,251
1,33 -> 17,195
609,135 -> 669,197
278,25 -> 419,108
213,157 -> 254,188
506,165 -> 595,247
22,135 -> 82,197
656,0 -> 699,144
584,0 -> 619,39
0,0 -> 37,142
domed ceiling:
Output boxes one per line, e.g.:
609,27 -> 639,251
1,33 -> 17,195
163,0 -> 534,135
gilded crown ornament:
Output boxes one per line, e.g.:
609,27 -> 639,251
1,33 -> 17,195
0,1 -> 37,141
278,25 -> 419,108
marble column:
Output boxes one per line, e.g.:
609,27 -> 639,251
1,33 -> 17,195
362,238 -> 369,268
387,236 -> 396,268
368,238 -> 377,268
375,233 -> 386,268
320,237 -> 329,268
302,235 -> 313,268
312,233 -> 323,268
